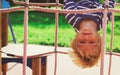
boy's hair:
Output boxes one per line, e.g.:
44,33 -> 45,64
69,33 -> 101,68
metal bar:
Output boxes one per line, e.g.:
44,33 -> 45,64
23,0 -> 29,75
30,7 -> 104,14
108,12 -> 114,75
1,7 -> 120,15
54,0 -> 59,75
100,0 -> 109,75
115,3 -> 120,6
106,52 -> 120,56
0,6 -> 24,13
13,0 -> 63,7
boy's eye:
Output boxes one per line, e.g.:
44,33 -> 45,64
89,41 -> 95,44
79,41 -> 85,44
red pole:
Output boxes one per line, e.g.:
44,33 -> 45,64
54,0 -> 59,75
23,0 -> 29,75
108,12 -> 114,75
100,0 -> 109,75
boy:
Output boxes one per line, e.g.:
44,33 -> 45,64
64,0 -> 114,68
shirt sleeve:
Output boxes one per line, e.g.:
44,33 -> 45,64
64,0 -> 76,10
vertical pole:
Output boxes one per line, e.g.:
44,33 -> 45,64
23,0 -> 29,75
54,0 -> 59,75
100,0 -> 109,75
54,0 -> 59,52
108,12 -> 114,75
0,0 -> 2,74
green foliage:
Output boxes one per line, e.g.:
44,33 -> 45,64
116,0 -> 120,2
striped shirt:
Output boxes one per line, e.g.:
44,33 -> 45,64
64,0 -> 114,31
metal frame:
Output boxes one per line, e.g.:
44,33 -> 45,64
0,0 -> 120,75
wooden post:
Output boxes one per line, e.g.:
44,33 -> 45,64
1,13 -> 8,47
32,57 -> 41,75
32,57 -> 47,75
1,13 -> 8,75
0,0 -> 2,75
1,1 -> 9,75
2,64 -> 7,75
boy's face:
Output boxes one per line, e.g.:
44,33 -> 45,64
77,20 -> 99,53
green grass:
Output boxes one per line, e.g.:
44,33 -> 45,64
8,11 -> 120,53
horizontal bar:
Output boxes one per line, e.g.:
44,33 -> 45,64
13,0 -> 63,7
0,6 -> 24,13
106,52 -> 120,56
30,7 -> 104,14
1,6 -> 120,15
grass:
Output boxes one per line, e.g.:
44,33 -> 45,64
8,11 -> 120,53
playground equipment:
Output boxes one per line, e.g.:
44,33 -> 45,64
0,0 -> 120,75
0,0 -> 1,74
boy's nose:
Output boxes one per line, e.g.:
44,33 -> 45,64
84,35 -> 89,40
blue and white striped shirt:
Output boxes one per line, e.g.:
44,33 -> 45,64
64,0 -> 114,31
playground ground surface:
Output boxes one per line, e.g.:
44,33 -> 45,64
2,44 -> 120,75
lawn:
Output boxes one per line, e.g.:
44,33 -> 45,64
8,11 -> 120,53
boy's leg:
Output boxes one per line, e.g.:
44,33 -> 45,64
64,0 -> 75,9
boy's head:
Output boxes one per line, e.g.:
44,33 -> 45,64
69,18 -> 101,68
